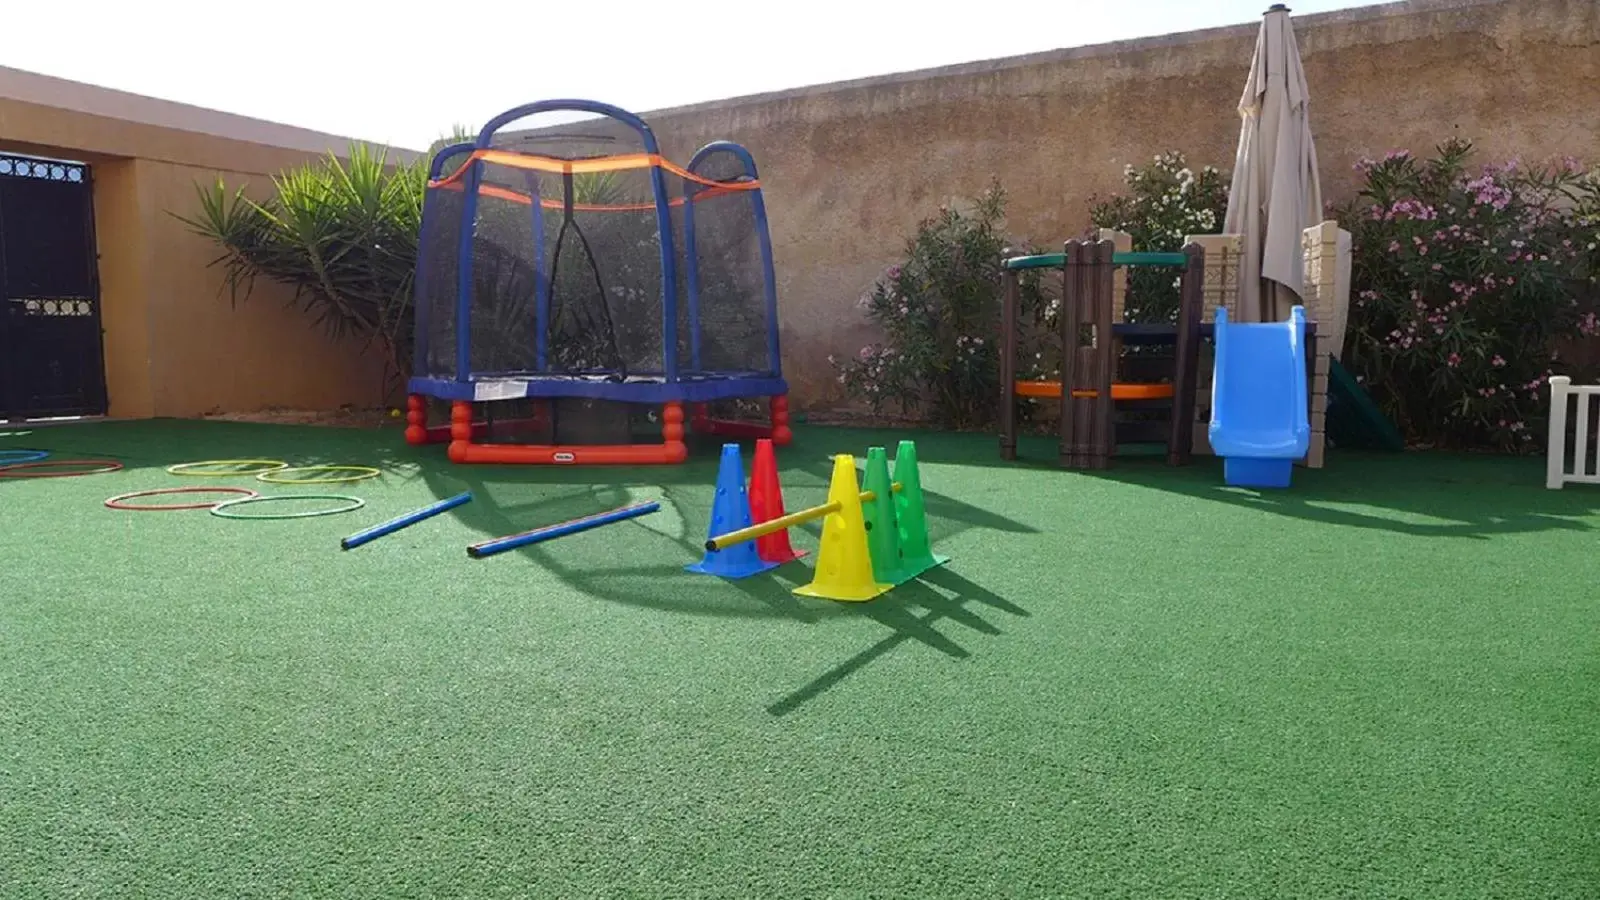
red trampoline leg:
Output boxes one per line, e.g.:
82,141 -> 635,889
447,401 -> 475,463
404,394 -> 431,446
770,394 -> 793,445
407,395 -> 490,445
662,401 -> 689,463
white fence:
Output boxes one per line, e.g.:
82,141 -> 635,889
1546,376 -> 1600,489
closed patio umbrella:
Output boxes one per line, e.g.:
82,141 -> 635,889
1224,3 -> 1323,322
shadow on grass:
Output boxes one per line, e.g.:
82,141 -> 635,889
1061,447 -> 1600,538
765,566 -> 1030,717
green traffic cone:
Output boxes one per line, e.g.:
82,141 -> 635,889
892,440 -> 949,577
862,447 -> 913,584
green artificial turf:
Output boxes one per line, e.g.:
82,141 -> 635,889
1,418 -> 1597,898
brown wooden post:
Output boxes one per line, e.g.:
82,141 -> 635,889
1058,241 -> 1084,468
1167,242 -> 1206,466
1085,240 -> 1117,469
999,262 -> 1019,461
1060,240 -> 1116,469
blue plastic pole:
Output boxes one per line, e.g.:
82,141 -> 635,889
467,500 -> 661,559
340,491 -> 473,551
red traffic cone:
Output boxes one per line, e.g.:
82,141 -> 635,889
747,438 -> 806,564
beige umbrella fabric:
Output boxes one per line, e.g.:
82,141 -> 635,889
1224,3 -> 1323,323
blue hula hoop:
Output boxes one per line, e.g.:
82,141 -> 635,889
0,449 -> 49,464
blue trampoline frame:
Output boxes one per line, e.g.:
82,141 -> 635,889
407,99 -> 787,406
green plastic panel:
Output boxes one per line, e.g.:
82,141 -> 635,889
1326,357 -> 1406,452
1002,251 -> 1190,271
1002,254 -> 1065,271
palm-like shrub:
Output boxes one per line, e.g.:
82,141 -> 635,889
175,140 -> 432,397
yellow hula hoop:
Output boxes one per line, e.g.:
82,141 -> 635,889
167,459 -> 289,477
255,465 -> 382,485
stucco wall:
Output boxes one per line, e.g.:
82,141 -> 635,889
1,67 -> 415,419
629,0 -> 1600,407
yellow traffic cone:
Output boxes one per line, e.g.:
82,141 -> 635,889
793,454 -> 893,603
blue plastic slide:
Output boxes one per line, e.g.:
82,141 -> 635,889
1208,305 -> 1311,489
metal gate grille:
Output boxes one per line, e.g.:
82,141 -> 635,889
0,153 -> 108,420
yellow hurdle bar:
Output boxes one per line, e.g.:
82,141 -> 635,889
705,482 -> 901,551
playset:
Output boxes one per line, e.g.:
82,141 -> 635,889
402,99 -> 790,467
999,239 -> 1206,469
999,239 -> 1316,489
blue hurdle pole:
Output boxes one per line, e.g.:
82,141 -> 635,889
340,491 -> 473,550
467,500 -> 661,559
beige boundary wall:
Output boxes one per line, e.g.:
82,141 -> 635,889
629,0 -> 1600,407
0,65 -> 420,419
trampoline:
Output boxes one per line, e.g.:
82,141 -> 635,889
405,99 -> 791,465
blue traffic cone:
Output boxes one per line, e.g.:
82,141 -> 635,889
686,443 -> 781,579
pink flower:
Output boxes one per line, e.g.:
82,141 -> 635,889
1465,175 -> 1512,210
1447,352 -> 1461,367
885,265 -> 902,280
1491,355 -> 1506,367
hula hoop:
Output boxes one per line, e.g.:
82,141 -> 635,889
105,486 -> 260,511
255,465 -> 381,485
0,459 -> 123,478
0,449 -> 49,464
166,459 -> 288,477
209,493 -> 366,520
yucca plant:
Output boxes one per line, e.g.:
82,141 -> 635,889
175,141 -> 429,400
177,127 -> 482,400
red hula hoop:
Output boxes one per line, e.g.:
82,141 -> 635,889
0,459 -> 124,478
104,486 -> 260,511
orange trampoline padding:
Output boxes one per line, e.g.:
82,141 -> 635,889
1014,380 -> 1175,400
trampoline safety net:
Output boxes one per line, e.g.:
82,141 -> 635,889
416,128 -> 776,389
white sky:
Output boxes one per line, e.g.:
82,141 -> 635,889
7,0 -> 1373,151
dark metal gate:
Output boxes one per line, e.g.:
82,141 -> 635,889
0,153 -> 108,420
